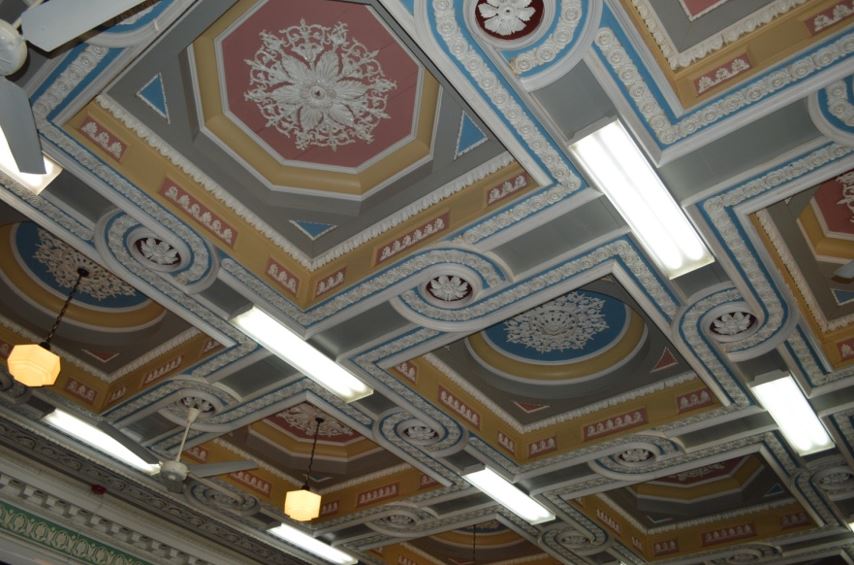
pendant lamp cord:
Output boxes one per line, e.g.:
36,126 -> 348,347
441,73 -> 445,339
472,524 -> 476,564
43,267 -> 88,348
305,416 -> 324,489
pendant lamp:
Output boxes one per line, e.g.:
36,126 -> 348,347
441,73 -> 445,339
284,416 -> 324,522
7,267 -> 88,387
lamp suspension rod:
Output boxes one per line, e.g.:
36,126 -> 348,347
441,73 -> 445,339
305,416 -> 324,488
43,267 -> 88,347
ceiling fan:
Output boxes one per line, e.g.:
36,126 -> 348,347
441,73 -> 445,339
100,404 -> 259,493
0,0 -> 155,174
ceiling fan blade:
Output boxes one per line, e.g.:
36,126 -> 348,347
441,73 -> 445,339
96,422 -> 161,465
0,78 -> 44,175
189,460 -> 258,478
20,0 -> 152,52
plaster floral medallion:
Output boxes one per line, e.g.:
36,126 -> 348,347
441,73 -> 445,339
244,20 -> 397,151
426,275 -> 473,302
475,0 -> 544,40
33,228 -> 138,301
617,447 -> 655,464
709,310 -> 757,342
135,237 -> 181,267
504,292 -> 609,353
275,403 -> 355,439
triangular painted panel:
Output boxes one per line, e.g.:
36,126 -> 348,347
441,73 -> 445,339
764,483 -> 785,497
513,400 -> 549,414
454,112 -> 488,159
400,0 -> 415,14
652,347 -> 679,372
290,220 -> 337,240
137,73 -> 170,122
832,287 -> 854,306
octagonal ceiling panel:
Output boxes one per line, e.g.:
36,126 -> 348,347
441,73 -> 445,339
752,169 -> 854,368
220,1 -> 419,171
193,0 -> 438,196
391,276 -> 719,464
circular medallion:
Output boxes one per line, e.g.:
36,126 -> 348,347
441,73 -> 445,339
426,275 -> 474,303
475,0 -> 544,41
467,290 -> 646,384
132,236 -> 183,271
707,305 -> 758,343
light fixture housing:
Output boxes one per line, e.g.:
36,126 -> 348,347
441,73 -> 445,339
42,409 -> 161,475
231,306 -> 372,402
0,128 -> 61,194
568,120 -> 714,279
268,524 -> 356,565
463,467 -> 555,525
751,372 -> 834,456
284,488 -> 321,522
7,343 -> 60,387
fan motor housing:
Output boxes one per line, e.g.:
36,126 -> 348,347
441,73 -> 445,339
0,21 -> 26,77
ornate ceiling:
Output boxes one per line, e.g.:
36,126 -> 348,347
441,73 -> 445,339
0,0 -> 852,564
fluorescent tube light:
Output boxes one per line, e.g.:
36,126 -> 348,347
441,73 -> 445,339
231,306 -> 372,402
42,409 -> 160,474
751,374 -> 833,456
569,120 -> 713,279
463,467 -> 555,525
268,524 -> 356,565
0,128 -> 61,194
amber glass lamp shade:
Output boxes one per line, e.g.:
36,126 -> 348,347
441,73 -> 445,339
284,487 -> 321,522
7,343 -> 61,387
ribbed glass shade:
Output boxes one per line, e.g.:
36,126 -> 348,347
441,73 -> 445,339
7,343 -> 61,387
284,488 -> 321,522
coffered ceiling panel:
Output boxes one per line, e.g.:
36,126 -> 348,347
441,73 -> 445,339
0,0 -> 852,564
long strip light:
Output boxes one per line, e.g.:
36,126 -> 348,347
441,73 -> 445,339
42,409 -> 160,474
569,120 -> 714,279
751,373 -> 834,456
268,524 -> 356,565
231,306 -> 372,402
463,467 -> 555,525
0,128 -> 61,194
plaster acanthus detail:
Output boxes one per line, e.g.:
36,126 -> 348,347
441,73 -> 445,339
786,331 -> 854,387
755,208 -> 854,333
711,311 -> 755,336
595,28 -> 854,146
96,95 -> 518,270
275,403 -> 355,439
679,288 -> 749,405
432,0 -> 580,186
629,0 -> 810,70
504,291 -> 609,353
825,79 -> 854,128
478,0 -> 537,36
426,353 -> 697,434
700,143 -> 853,353
245,21 -> 396,151
427,275 -> 472,302
136,236 -> 181,266
225,247 -> 505,328
34,227 -> 139,301
398,239 -> 678,324
838,170 -> 854,219
510,0 -> 583,75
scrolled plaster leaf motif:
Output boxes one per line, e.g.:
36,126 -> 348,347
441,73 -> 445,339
33,227 -> 138,301
427,275 -> 472,302
278,403 -> 354,438
710,311 -> 756,337
510,1 -> 583,74
478,0 -> 536,36
504,292 -> 608,353
618,447 -> 654,464
244,20 -> 396,151
137,237 -> 180,266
